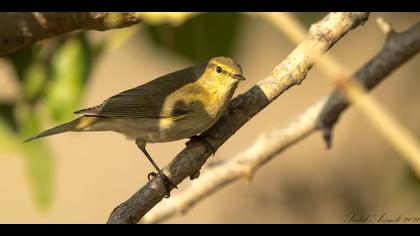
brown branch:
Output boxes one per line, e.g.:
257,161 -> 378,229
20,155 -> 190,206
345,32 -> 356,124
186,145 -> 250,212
106,12 -> 370,224
0,12 -> 142,56
140,18 -> 420,224
318,20 -> 420,147
263,13 -> 420,173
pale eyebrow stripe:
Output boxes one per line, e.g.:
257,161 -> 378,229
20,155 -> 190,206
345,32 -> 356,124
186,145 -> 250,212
208,61 -> 237,76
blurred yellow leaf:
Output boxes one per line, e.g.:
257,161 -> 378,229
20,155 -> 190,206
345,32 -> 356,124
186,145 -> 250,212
104,26 -> 140,54
23,141 -> 55,211
140,12 -> 202,26
0,116 -> 54,210
23,62 -> 47,102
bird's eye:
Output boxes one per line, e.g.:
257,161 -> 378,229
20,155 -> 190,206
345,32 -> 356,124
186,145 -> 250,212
216,66 -> 223,74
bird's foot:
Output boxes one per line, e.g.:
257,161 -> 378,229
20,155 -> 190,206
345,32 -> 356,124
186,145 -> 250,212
186,135 -> 216,156
148,172 -> 178,198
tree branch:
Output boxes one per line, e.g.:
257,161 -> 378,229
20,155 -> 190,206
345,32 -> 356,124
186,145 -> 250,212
106,12 -> 369,224
140,18 -> 420,224
262,13 -> 420,174
0,12 -> 142,56
318,20 -> 420,148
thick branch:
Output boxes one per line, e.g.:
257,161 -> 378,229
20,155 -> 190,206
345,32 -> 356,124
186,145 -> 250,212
107,12 -> 369,224
0,12 -> 142,56
141,19 -> 420,224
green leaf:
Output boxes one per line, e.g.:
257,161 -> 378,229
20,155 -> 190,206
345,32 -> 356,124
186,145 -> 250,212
0,115 -> 54,210
22,141 -> 55,211
46,33 -> 93,122
14,102 -> 42,138
7,46 -> 36,82
12,102 -> 55,210
22,62 -> 48,102
143,13 -> 242,63
7,44 -> 48,103
0,101 -> 17,132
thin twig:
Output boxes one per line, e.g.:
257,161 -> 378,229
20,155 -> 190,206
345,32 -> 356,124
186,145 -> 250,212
377,17 -> 395,36
257,13 -> 420,175
107,12 -> 370,224
319,19 -> 420,173
141,19 -> 420,224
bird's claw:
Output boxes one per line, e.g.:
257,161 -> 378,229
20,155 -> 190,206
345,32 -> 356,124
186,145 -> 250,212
147,171 -> 178,198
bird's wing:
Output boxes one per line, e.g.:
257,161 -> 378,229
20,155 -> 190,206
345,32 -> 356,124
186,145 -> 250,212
74,65 -> 204,119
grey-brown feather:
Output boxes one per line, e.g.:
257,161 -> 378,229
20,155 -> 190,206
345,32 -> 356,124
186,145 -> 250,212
74,63 -> 206,119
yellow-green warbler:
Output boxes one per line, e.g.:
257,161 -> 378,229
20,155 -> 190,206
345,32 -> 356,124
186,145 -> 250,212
25,56 -> 245,197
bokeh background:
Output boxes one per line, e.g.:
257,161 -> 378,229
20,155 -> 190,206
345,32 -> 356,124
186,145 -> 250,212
1,12 -> 420,223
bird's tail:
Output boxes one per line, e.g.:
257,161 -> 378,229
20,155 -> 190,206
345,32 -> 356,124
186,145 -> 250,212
24,116 -> 100,142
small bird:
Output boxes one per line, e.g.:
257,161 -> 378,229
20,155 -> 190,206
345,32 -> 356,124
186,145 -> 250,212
25,56 -> 245,197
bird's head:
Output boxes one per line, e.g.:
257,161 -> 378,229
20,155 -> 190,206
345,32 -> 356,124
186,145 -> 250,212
204,57 -> 246,83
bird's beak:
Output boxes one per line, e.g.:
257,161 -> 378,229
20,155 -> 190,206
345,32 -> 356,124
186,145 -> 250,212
234,74 -> 246,81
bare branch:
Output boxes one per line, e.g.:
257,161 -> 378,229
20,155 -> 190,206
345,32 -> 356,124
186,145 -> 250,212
0,12 -> 142,56
318,20 -> 420,147
377,17 -> 395,36
262,13 -> 420,174
106,12 -> 370,224
141,19 -> 420,224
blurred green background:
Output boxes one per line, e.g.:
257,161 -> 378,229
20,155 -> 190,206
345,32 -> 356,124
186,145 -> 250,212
0,12 -> 420,223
